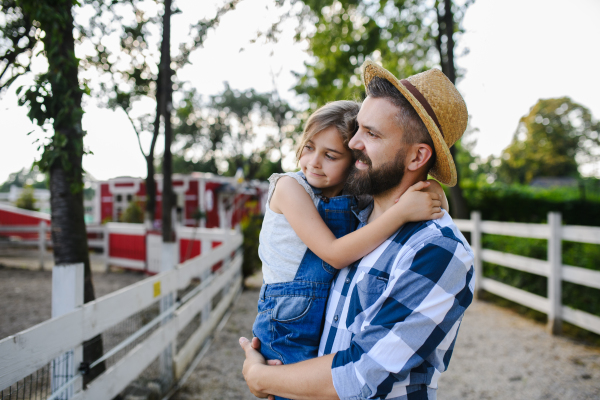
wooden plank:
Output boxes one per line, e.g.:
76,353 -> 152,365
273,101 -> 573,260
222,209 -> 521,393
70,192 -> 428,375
176,255 -> 242,330
453,219 -> 474,232
481,249 -> 549,277
480,221 -> 550,239
562,225 -> 600,245
174,275 -> 242,380
105,222 -> 146,235
0,310 -> 83,390
176,226 -> 229,240
80,318 -> 179,400
562,265 -> 600,290
0,226 -> 40,232
82,270 -> 177,340
87,239 -> 104,248
562,306 -> 600,336
107,257 -> 145,270
85,226 -> 105,234
481,278 -> 549,313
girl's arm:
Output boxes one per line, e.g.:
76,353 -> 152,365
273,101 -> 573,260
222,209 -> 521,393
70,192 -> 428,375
271,177 -> 443,269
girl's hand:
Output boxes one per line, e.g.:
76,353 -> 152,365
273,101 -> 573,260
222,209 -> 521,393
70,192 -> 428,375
421,179 -> 450,212
394,181 -> 444,222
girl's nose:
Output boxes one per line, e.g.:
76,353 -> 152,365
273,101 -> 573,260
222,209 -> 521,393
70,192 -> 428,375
308,153 -> 321,168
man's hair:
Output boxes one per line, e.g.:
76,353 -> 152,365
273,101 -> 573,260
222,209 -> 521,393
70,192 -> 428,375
367,77 -> 436,170
296,100 -> 360,162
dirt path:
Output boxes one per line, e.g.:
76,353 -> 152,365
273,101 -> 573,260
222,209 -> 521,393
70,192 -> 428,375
0,264 -> 146,339
175,289 -> 600,400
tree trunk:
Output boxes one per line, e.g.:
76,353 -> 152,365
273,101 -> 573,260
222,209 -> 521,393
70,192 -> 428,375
145,155 -> 157,224
441,0 -> 469,220
44,2 -> 104,383
160,0 -> 174,242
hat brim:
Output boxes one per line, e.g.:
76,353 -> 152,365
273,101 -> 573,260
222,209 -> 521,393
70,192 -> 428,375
362,60 -> 457,187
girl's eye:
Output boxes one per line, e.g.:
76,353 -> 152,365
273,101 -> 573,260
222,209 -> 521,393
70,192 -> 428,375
325,153 -> 337,160
304,145 -> 313,151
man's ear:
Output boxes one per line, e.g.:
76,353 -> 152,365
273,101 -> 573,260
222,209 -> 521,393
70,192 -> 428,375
406,143 -> 433,172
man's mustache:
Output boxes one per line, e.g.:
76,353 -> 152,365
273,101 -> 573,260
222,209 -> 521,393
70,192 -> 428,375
351,149 -> 372,166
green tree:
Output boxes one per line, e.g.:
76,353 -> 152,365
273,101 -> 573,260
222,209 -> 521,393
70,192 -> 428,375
262,0 -> 472,217
0,167 -> 47,191
0,0 -> 105,381
174,84 -> 298,180
80,0 -> 239,229
497,97 -> 600,184
15,186 -> 37,211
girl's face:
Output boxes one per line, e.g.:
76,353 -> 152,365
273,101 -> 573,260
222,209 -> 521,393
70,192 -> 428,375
299,126 -> 353,198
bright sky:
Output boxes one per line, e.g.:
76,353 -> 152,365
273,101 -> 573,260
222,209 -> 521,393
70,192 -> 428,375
1,0 -> 599,183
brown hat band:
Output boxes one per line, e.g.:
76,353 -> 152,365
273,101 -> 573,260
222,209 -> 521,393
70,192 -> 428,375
400,79 -> 444,138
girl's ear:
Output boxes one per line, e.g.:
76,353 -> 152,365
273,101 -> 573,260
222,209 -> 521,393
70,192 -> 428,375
406,144 -> 433,172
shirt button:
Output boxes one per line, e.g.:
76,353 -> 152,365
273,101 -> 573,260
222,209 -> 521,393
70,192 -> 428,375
334,315 -> 339,322
345,278 -> 351,284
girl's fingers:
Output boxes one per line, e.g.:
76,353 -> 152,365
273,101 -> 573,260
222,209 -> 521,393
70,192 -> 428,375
408,180 -> 429,192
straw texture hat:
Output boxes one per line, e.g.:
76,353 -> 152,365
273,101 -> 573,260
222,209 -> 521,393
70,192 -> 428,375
361,60 -> 468,187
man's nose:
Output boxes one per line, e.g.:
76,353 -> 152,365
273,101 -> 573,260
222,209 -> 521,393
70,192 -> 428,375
349,132 -> 364,150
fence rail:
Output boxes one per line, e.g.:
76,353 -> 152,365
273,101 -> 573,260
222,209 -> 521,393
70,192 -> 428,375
0,223 -> 227,273
456,211 -> 600,336
0,229 -> 243,399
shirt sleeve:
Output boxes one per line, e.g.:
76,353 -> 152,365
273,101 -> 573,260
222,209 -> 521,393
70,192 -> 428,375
331,235 -> 474,400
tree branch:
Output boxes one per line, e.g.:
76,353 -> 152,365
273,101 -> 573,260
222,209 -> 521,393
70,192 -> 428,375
119,105 -> 148,158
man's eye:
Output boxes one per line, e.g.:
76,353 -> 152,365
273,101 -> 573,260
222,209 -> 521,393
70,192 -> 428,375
367,131 -> 376,138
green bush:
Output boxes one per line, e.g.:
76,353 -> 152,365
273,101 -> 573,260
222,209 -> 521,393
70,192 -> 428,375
481,233 -> 600,320
15,186 -> 38,211
121,200 -> 144,223
241,214 -> 263,279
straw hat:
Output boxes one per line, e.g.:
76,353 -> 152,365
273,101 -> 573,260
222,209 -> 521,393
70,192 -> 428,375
361,60 -> 468,187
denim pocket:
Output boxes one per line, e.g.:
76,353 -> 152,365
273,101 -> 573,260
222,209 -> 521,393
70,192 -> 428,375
272,296 -> 313,323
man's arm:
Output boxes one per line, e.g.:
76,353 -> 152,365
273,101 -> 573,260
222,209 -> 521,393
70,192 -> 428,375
240,337 -> 338,400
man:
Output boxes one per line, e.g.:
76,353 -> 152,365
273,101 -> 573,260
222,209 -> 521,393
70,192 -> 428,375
240,60 -> 474,400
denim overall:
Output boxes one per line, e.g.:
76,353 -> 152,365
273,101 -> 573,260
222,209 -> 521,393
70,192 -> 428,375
252,189 -> 358,399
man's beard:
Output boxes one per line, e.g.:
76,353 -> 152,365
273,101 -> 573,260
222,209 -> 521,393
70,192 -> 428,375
345,148 -> 406,196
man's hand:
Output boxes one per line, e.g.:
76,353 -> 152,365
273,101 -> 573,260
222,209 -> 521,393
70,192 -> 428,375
239,337 -> 282,399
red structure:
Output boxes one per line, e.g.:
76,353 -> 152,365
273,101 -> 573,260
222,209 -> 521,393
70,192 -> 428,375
93,173 -> 268,229
0,173 -> 268,274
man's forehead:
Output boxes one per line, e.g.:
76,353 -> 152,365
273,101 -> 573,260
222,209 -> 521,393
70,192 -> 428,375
357,96 -> 402,132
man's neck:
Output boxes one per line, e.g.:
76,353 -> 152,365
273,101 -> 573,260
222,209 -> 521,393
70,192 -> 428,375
367,177 -> 423,224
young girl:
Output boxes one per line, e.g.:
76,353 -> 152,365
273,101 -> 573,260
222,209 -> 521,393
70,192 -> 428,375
252,101 -> 446,377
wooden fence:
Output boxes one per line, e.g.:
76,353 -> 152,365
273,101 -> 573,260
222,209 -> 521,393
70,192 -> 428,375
0,223 -> 223,273
0,229 -> 243,399
456,211 -> 600,336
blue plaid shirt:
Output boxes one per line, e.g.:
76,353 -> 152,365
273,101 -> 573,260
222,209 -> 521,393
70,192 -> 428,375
318,204 -> 474,399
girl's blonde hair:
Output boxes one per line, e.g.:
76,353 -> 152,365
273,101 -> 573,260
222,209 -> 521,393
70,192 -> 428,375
296,100 -> 361,162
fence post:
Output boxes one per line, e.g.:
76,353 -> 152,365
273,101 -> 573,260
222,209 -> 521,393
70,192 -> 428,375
160,241 -> 177,388
51,263 -> 84,399
201,238 -> 213,324
103,224 -> 110,273
471,211 -> 483,299
547,212 -> 562,335
38,221 -> 46,271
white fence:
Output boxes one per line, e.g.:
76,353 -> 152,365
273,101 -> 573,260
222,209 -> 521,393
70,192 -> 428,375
0,229 -> 244,399
0,223 -> 222,272
0,222 -> 106,270
456,211 -> 600,336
